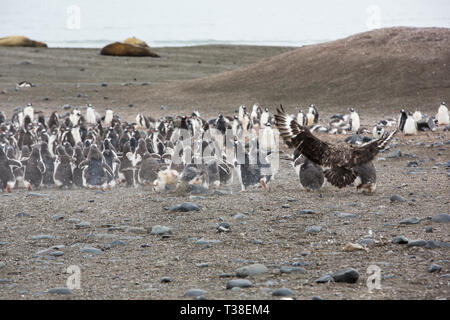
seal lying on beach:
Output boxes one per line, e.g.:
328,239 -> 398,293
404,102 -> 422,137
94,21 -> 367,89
0,35 -> 47,48
100,41 -> 159,57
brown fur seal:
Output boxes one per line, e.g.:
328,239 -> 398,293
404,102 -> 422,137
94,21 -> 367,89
124,37 -> 149,48
0,35 -> 47,48
100,42 -> 159,57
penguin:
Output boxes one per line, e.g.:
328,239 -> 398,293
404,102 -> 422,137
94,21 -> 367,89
23,145 -> 46,190
306,104 -> 319,126
0,146 -> 22,192
79,144 -> 113,190
118,142 -> 141,187
436,102 -> 449,126
293,154 -> 324,191
238,105 -> 246,122
23,103 -> 34,123
40,142 -> 55,186
233,137 -> 267,191
102,139 -> 121,188
86,104 -> 97,125
296,110 -> 306,126
48,111 -> 59,130
0,111 -> 6,125
260,108 -> 270,128
353,161 -> 377,194
153,169 -> 180,192
398,109 -> 408,132
250,104 -> 262,127
70,146 -> 84,187
104,107 -> 114,127
372,125 -> 385,140
349,107 -> 360,132
178,163 -> 209,192
404,112 -> 417,135
14,145 -> 31,187
69,108 -> 82,126
53,145 -> 73,188
231,115 -> 242,137
413,110 -> 423,122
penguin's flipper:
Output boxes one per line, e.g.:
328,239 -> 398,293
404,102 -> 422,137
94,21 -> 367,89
8,159 -> 22,168
102,162 -> 114,176
78,159 -> 89,169
38,161 -> 46,173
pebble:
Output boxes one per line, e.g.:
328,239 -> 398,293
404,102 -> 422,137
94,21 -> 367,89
312,296 -> 324,300
16,211 -> 31,217
184,288 -> 206,297
233,213 -> 245,220
332,268 -> 359,283
392,235 -> 409,244
126,227 -> 147,234
75,221 -> 91,229
106,240 -> 127,249
50,251 -> 64,257
407,239 -> 427,247
280,266 -> 306,274
272,288 -> 294,297
235,264 -> 268,278
390,194 -> 407,203
169,202 -> 201,212
359,238 -> 375,246
425,240 -> 448,249
48,287 -> 73,295
0,262 -> 5,269
219,273 -> 233,278
300,209 -> 315,215
399,217 -> 421,225
334,212 -> 356,218
281,204 -> 290,209
160,277 -> 171,283
67,218 -> 81,224
253,239 -> 263,244
226,279 -> 252,289
425,227 -> 433,233
387,150 -> 402,159
216,222 -> 230,233
31,235 -> 54,240
306,225 -> 322,234
315,274 -> 334,283
80,246 -> 103,255
51,215 -> 64,221
429,264 -> 442,273
431,213 -> 450,223
101,82 -> 108,87
151,225 -> 172,235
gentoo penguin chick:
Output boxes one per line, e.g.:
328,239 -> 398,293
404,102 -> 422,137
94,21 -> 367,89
353,161 -> 377,194
23,145 -> 46,190
413,110 -> 422,122
40,142 -> 55,186
72,146 -> 85,188
153,169 -> 180,192
0,146 -> 22,192
102,139 -> 121,188
372,125 -> 385,140
293,155 -> 324,191
86,104 -> 97,125
79,144 -> 113,190
238,105 -> 246,122
260,107 -> 270,128
119,142 -> 141,187
104,107 -> 114,127
53,145 -> 73,188
404,112 -> 417,135
24,103 -> 34,122
349,107 -> 360,132
296,110 -> 306,126
436,102 -> 449,126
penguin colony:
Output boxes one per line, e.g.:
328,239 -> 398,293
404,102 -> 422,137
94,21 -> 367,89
0,102 -> 447,194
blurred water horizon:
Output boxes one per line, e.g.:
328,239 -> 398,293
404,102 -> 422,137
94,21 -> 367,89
1,0 -> 449,48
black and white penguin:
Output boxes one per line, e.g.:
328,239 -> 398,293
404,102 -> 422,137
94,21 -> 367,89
404,112 -> 417,135
0,146 -> 22,192
398,109 -> 408,132
349,107 -> 360,132
372,125 -> 385,139
53,145 -> 73,188
23,145 -> 46,190
118,142 -> 141,187
436,102 -> 449,126
102,139 -> 121,188
86,104 -> 97,125
306,104 -> 319,126
260,107 -> 270,128
23,103 -> 34,123
293,154 -> 324,191
296,110 -> 306,126
238,105 -> 246,122
79,144 -> 113,190
40,142 -> 55,186
233,137 -> 267,191
72,146 -> 85,188
353,161 -> 377,194
104,107 -> 114,127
